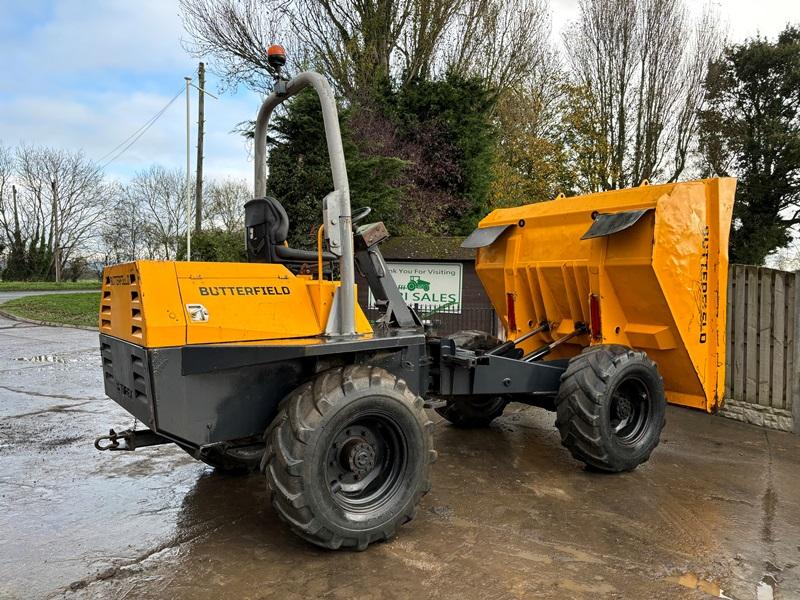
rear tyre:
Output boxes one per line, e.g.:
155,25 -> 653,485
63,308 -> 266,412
435,330 -> 508,428
179,444 -> 262,474
262,365 -> 435,550
555,345 -> 666,472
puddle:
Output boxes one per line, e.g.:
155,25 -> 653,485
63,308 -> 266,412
667,572 -> 732,598
756,575 -> 776,600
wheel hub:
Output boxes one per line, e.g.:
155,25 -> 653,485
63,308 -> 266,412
342,439 -> 376,476
615,397 -> 632,420
609,377 -> 651,443
324,414 -> 409,515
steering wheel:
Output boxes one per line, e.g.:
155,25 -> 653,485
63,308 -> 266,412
351,206 -> 372,225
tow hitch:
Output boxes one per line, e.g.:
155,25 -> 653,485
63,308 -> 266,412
94,428 -> 171,451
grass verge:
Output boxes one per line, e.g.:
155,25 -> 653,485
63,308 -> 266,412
0,280 -> 101,292
1,292 -> 100,328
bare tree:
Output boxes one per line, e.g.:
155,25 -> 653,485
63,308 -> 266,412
670,6 -> 723,180
181,0 -> 446,98
442,0 -> 551,91
564,0 -> 722,190
0,143 -> 15,255
100,183 -> 152,263
180,0 -> 553,100
204,178 -> 248,232
397,0 -> 461,84
180,0 -> 286,94
769,236 -> 800,271
128,166 -> 193,260
14,144 -> 108,274
294,0 -> 418,97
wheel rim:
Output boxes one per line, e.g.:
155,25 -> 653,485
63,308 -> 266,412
325,411 -> 408,517
608,376 -> 650,445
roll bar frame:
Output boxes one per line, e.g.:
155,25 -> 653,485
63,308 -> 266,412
253,72 -> 356,336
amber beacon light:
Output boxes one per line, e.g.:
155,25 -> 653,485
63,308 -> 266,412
267,44 -> 286,71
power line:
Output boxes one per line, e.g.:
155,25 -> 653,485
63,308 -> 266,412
98,87 -> 184,169
100,88 -> 183,168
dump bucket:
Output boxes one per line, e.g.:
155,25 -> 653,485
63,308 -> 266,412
467,178 -> 735,413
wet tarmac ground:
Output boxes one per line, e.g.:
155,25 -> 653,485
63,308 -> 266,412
1,314 -> 799,599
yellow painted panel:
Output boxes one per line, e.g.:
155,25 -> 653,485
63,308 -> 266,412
100,260 -> 372,348
474,178 -> 735,413
174,262 -> 318,344
100,261 -> 185,347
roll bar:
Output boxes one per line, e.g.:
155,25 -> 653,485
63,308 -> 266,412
253,72 -> 356,336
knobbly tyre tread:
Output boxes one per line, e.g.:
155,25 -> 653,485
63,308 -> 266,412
261,365 -> 435,550
554,344 -> 666,472
435,330 -> 508,428
178,444 -> 262,474
445,329 -> 502,352
436,396 -> 508,428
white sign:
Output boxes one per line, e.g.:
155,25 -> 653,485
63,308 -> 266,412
369,262 -> 463,313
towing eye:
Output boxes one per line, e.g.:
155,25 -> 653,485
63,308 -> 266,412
94,428 -> 134,451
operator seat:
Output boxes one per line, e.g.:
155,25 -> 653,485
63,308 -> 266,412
245,196 -> 336,264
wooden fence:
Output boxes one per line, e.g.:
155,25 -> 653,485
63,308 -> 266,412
723,266 -> 800,433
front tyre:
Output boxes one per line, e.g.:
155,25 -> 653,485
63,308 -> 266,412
555,345 -> 666,472
262,365 -> 435,550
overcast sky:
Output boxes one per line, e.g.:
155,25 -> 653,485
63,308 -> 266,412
0,0 -> 798,188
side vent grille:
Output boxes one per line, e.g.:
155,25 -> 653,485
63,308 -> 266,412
100,278 -> 113,333
129,274 -> 144,341
100,337 -> 152,426
100,341 -> 113,381
131,354 -> 148,401
99,267 -> 145,343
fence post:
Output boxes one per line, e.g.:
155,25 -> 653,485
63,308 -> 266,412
793,271 -> 800,435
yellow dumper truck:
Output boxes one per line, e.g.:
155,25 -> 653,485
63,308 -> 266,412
95,50 -> 735,550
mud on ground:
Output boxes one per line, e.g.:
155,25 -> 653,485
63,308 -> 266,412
0,316 -> 798,599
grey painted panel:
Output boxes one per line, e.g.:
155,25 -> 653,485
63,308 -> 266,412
100,335 -> 155,428
181,331 -> 426,375
151,347 -> 310,446
461,224 -> 512,249
100,332 -> 430,447
580,209 -> 652,240
472,355 -> 565,395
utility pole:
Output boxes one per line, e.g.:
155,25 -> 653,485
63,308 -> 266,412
185,76 -> 192,261
11,185 -> 19,235
195,62 -> 205,233
184,70 -> 216,259
51,180 -> 61,282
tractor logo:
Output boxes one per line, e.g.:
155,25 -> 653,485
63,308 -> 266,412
405,275 -> 431,292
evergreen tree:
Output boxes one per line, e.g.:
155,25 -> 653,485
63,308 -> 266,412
699,26 -> 800,265
380,74 -> 497,234
265,75 -> 497,242
266,91 -> 405,248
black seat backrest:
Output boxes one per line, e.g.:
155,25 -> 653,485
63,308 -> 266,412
245,196 -> 337,266
245,196 -> 288,262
